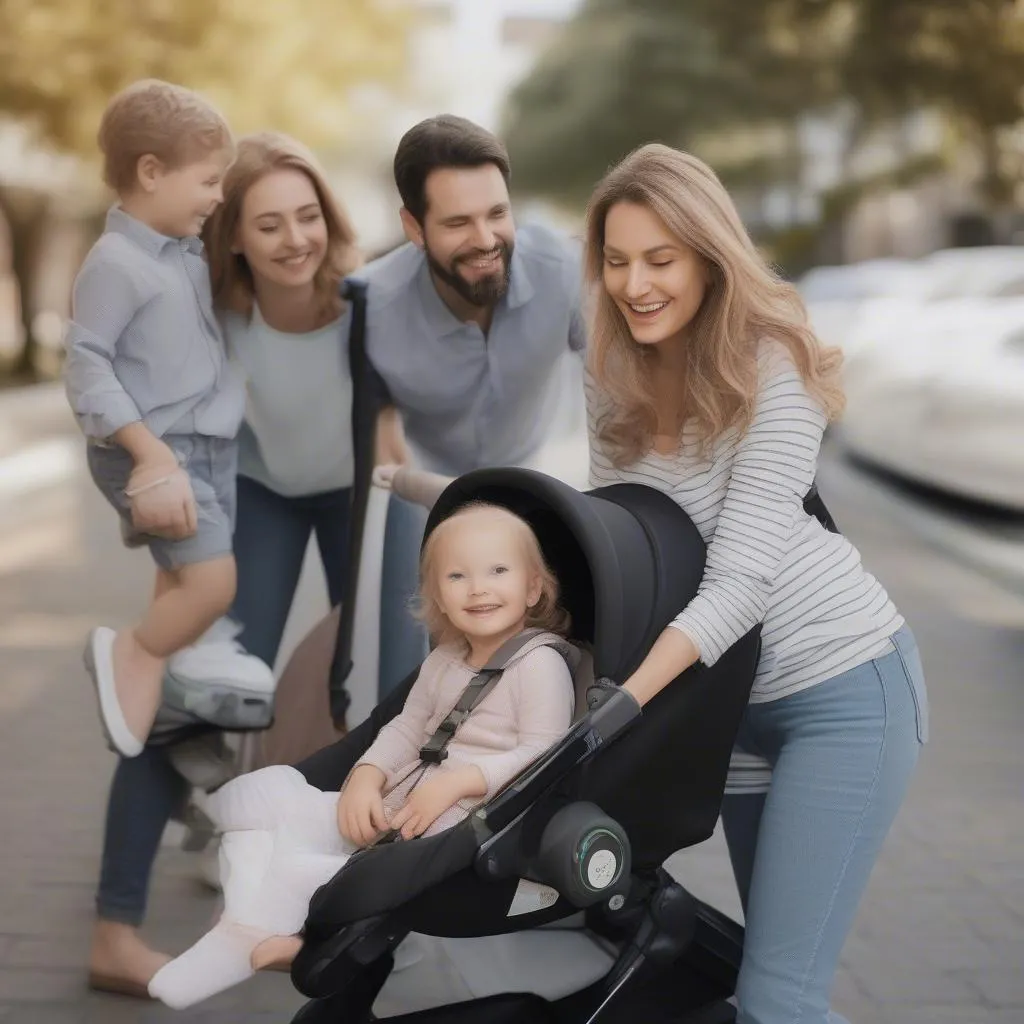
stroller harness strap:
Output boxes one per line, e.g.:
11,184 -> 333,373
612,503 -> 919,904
418,629 -> 572,765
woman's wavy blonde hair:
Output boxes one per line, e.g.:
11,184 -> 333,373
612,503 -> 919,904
203,132 -> 361,323
585,143 -> 844,466
416,503 -> 571,646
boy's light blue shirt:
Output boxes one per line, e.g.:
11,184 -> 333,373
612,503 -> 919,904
352,221 -> 586,476
63,206 -> 245,441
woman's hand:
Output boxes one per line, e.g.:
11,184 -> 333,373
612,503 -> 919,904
390,766 -> 485,840
337,765 -> 389,847
622,627 -> 701,707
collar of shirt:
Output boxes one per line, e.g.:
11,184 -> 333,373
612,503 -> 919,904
413,241 -> 537,337
105,205 -> 204,259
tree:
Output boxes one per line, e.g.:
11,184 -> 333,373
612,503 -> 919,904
502,0 -> 834,205
0,0 -> 413,378
824,0 -> 1024,200
0,0 -> 411,157
503,0 -> 1024,208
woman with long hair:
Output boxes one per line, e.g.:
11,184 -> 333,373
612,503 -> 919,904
203,132 -> 366,672
584,144 -> 927,1024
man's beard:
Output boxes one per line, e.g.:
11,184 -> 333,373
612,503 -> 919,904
426,238 -> 513,308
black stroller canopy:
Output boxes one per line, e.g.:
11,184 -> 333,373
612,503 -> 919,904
425,468 -> 708,684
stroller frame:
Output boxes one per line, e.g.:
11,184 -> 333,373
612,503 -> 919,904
284,467 -> 767,1024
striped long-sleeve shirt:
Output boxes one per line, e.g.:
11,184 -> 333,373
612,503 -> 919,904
587,340 -> 903,705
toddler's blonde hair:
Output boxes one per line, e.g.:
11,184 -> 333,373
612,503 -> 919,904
417,503 -> 570,645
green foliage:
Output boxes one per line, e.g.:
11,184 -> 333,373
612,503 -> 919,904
503,0 -> 1024,207
0,0 -> 412,157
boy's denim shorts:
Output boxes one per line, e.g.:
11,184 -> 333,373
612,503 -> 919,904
87,434 -> 237,572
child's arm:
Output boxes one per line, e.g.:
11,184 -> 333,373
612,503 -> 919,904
389,649 -> 575,839
65,258 -> 181,466
388,763 -> 486,839
64,257 -> 147,442
464,646 -> 576,801
353,650 -> 445,783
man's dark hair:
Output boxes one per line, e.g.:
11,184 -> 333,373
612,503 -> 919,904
394,115 -> 511,223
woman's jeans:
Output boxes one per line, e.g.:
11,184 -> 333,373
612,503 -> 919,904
232,476 -> 427,696
95,478 -> 427,924
721,625 -> 928,1024
95,746 -> 190,925
231,475 -> 351,668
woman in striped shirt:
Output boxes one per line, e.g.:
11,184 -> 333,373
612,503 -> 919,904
584,144 -> 928,1024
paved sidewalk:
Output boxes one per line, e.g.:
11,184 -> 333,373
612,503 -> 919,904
0,435 -> 1022,1022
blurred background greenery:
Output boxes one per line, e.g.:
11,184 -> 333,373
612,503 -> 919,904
1,0 -> 1023,383
503,0 -> 1024,266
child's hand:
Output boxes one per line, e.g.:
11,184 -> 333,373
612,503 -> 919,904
126,464 -> 198,540
337,765 -> 388,847
390,766 -> 485,840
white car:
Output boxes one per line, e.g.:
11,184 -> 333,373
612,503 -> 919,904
802,247 -> 1024,360
799,259 -> 927,356
840,302 -> 1024,510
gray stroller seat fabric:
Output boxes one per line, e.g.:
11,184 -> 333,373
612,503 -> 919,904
373,919 -> 617,1018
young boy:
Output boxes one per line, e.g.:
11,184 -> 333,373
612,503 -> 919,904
65,79 -> 246,757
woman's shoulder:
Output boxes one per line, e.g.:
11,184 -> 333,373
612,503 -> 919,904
754,338 -> 813,399
751,338 -> 827,430
756,337 -> 797,378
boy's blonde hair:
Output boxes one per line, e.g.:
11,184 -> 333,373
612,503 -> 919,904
417,503 -> 571,645
98,79 -> 233,193
203,132 -> 361,325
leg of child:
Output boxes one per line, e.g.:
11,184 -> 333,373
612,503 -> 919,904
95,556 -> 236,754
148,830 -> 274,1009
86,566 -> 174,757
149,804 -> 351,1008
201,764 -> 313,833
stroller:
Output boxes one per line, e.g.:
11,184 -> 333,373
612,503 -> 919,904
282,464 -> 762,1024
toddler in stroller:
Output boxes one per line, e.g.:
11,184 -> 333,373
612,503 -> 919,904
149,502 -> 582,1009
274,465 -> 761,1023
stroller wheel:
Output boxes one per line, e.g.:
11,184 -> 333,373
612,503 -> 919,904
535,802 -> 631,907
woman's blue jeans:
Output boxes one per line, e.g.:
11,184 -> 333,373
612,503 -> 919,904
230,477 -> 427,697
721,625 -> 928,1024
231,475 -> 351,667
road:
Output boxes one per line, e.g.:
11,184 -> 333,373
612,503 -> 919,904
0,389 -> 1021,1023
